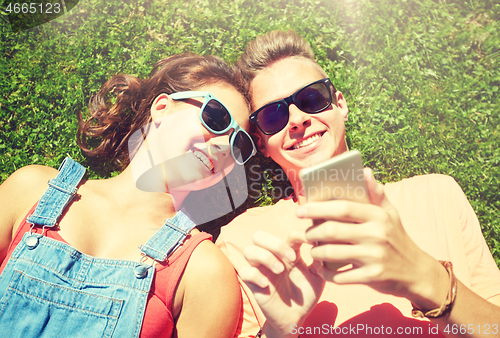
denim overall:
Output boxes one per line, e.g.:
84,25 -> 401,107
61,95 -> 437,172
0,158 -> 196,337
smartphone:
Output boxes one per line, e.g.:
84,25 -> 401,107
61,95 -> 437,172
299,150 -> 369,204
299,150 -> 369,271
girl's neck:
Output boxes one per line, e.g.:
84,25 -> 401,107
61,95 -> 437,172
94,165 -> 180,217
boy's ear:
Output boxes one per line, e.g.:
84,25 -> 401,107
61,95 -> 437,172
151,93 -> 175,121
334,91 -> 349,122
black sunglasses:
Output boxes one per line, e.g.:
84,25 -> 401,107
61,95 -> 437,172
249,78 -> 335,135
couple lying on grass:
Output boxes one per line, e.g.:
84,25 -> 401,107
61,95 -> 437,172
1,30 -> 499,338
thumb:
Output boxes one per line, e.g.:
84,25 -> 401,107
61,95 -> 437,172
363,167 -> 385,206
286,229 -> 307,260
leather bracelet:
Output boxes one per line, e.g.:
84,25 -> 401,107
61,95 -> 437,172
411,260 -> 457,318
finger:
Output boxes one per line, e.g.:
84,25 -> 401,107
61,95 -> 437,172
308,259 -> 324,277
305,221 -> 374,244
314,263 -> 341,282
285,229 -> 307,256
252,231 -> 296,264
364,167 -> 400,216
363,167 -> 385,206
309,243 -> 380,266
296,199 -> 383,223
326,265 -> 382,285
238,266 -> 270,289
243,245 -> 285,274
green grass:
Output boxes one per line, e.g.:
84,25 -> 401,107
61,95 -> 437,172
1,0 -> 499,266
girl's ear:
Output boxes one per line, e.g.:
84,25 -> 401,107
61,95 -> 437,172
334,91 -> 349,122
151,93 -> 175,121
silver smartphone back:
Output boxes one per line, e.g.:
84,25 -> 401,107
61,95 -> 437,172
299,150 -> 369,204
299,150 -> 368,271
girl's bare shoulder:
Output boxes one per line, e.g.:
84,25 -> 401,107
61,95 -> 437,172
0,165 -> 59,259
2,165 -> 58,201
0,165 -> 59,224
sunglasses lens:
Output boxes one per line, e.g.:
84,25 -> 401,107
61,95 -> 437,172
296,83 -> 331,113
202,99 -> 231,132
232,131 -> 254,163
257,103 -> 289,134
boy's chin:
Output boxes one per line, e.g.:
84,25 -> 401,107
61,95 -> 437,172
287,153 -> 336,171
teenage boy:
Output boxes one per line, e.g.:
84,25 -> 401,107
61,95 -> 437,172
217,30 -> 500,338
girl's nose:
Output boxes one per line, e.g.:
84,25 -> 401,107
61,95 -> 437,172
207,134 -> 234,170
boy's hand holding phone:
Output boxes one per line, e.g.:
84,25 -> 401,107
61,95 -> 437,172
297,157 -> 433,304
299,150 -> 369,270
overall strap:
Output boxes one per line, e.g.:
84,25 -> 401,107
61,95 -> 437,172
26,157 -> 86,227
139,210 -> 196,262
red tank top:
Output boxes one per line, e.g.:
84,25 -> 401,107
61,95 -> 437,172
0,204 -> 212,338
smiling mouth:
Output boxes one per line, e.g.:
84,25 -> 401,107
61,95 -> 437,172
288,132 -> 325,150
192,149 -> 214,173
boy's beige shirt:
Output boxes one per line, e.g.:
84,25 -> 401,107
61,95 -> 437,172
217,174 -> 500,337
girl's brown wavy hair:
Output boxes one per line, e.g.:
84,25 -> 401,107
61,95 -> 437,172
77,54 -> 246,170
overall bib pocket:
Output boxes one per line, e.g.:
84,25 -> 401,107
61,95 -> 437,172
0,270 -> 123,338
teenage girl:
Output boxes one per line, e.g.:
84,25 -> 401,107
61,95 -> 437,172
0,54 -> 256,337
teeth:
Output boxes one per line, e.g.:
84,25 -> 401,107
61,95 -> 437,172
293,133 -> 321,150
193,150 -> 214,172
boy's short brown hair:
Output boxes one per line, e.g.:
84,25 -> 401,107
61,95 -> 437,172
236,29 -> 327,98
